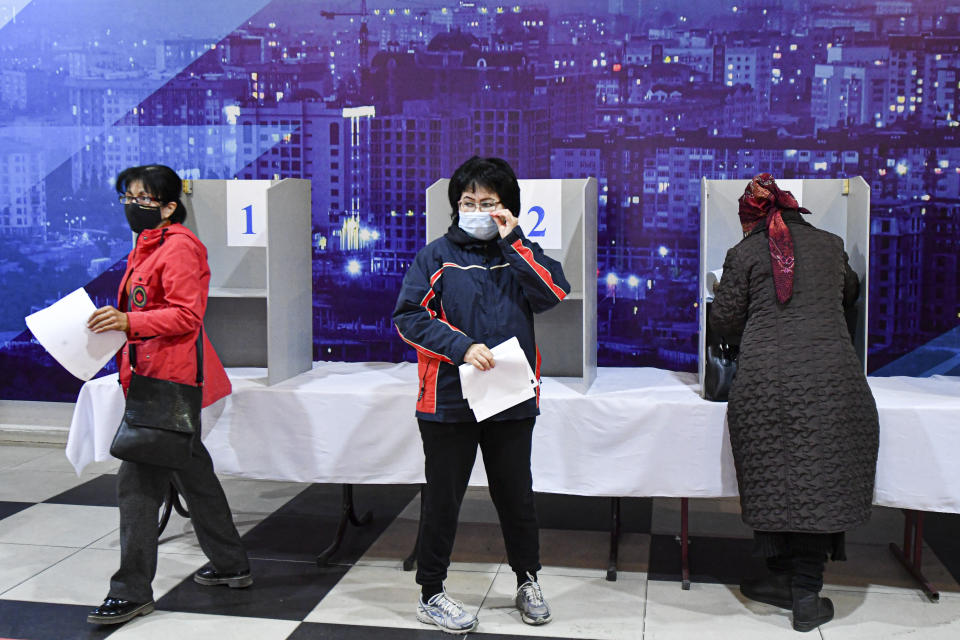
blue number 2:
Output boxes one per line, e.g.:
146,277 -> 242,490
242,204 -> 255,234
527,206 -> 546,237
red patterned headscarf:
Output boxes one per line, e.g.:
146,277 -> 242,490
737,173 -> 809,304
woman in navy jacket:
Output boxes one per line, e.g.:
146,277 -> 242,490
393,156 -> 570,634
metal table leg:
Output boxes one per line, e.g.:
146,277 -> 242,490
889,509 -> 940,602
680,497 -> 690,590
316,484 -> 373,566
606,497 -> 621,582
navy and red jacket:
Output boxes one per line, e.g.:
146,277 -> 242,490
393,224 -> 571,423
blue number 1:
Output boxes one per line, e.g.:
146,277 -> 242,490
242,205 -> 255,234
528,206 -> 546,237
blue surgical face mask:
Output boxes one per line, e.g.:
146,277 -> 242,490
458,211 -> 499,240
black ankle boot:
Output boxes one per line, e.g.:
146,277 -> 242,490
791,587 -> 834,632
740,572 -> 792,609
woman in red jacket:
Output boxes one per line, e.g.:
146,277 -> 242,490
85,165 -> 251,626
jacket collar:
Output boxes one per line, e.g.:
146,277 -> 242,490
135,223 -> 191,250
745,208 -> 812,238
444,223 -> 499,250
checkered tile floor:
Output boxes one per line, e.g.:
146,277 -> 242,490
2,443 -> 960,639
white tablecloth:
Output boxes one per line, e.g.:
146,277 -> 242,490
66,363 -> 960,513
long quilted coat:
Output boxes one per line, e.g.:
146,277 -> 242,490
709,210 -> 879,533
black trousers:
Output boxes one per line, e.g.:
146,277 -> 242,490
758,531 -> 837,593
416,417 -> 541,587
108,438 -> 249,602
767,551 -> 827,593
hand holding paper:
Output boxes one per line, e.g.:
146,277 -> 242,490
25,288 -> 127,381
458,337 -> 539,422
705,268 -> 723,301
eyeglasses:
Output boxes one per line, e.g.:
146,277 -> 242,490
458,199 -> 500,213
118,195 -> 162,206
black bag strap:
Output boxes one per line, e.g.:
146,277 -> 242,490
126,291 -> 204,386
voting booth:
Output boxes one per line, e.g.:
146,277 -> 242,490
181,179 -> 312,385
698,177 -> 871,396
426,178 -> 598,390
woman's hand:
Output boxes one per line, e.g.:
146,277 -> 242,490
464,343 -> 495,371
489,208 -> 519,239
88,306 -> 130,334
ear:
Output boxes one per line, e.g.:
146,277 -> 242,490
160,201 -> 177,220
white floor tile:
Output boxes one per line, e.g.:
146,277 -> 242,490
536,565 -> 625,580
820,587 -> 960,639
644,579 -> 801,639
10,448 -> 119,475
0,444 -> 57,471
0,469 -> 91,502
476,569 -> 646,639
88,510 -> 265,557
304,563 -> 496,629
0,503 -> 118,547
0,542 -> 77,595
0,547 -> 203,605
823,541 -> 960,596
107,610 -> 300,640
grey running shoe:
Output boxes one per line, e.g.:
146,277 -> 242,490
516,573 -> 552,625
416,591 -> 479,634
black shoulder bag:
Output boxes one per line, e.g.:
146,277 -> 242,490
110,328 -> 204,469
703,341 -> 739,403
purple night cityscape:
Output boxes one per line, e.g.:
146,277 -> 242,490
1,0 -> 958,400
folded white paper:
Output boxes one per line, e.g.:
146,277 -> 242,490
459,336 -> 538,422
705,268 -> 723,302
25,288 -> 127,381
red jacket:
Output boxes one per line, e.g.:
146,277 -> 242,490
116,223 -> 231,407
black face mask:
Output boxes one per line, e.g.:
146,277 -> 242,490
124,203 -> 163,234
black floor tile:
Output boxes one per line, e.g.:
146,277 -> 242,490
0,500 -> 34,521
45,474 -> 118,507
241,483 -> 420,564
155,557 -> 349,621
647,533 -> 760,585
288,621 -> 579,639
0,600 -> 118,639
535,493 -> 652,533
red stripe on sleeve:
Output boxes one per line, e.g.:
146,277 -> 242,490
511,240 -> 567,301
394,325 -> 453,364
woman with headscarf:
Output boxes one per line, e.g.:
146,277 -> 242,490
709,173 -> 879,632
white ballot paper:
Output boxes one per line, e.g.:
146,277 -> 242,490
24,288 -> 127,381
458,336 -> 539,422
705,268 -> 723,302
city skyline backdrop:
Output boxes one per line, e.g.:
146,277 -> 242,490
1,0 -> 958,401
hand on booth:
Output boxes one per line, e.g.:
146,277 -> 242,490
88,306 -> 130,334
464,343 -> 495,371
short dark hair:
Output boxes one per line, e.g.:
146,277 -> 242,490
115,164 -> 187,224
447,156 -> 521,224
